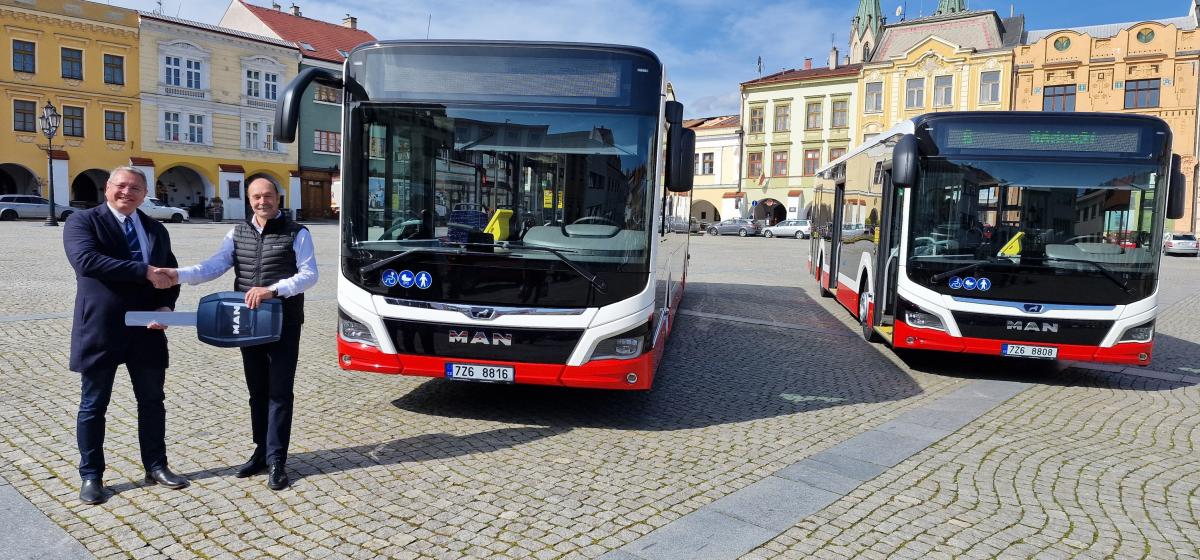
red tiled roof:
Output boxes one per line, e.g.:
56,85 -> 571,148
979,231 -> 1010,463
129,157 -> 154,167
218,164 -> 245,172
240,1 -> 377,63
741,64 -> 862,87
722,192 -> 745,199
686,115 -> 741,129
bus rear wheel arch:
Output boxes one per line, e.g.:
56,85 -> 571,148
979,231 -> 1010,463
859,277 -> 879,343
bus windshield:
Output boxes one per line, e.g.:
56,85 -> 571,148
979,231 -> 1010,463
907,157 -> 1163,304
346,104 -> 655,262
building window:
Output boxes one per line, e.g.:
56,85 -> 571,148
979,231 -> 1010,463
979,71 -> 1002,104
832,100 -> 848,128
749,107 -> 764,133
314,84 -> 342,103
774,105 -> 790,132
245,121 -> 260,150
748,152 -> 764,178
188,114 -> 205,143
1137,29 -> 1155,43
102,54 -> 124,85
61,47 -> 82,80
1043,84 -> 1076,112
772,151 -> 788,176
245,70 -> 279,100
803,149 -> 820,176
314,130 -> 341,153
164,56 -> 180,86
104,111 -> 125,141
12,40 -> 35,73
905,78 -> 924,109
830,147 -> 847,162
805,101 -> 822,129
933,75 -> 954,107
701,152 -> 713,175
13,100 -> 35,132
864,82 -> 883,113
1054,37 -> 1071,51
62,106 -> 83,137
186,59 -> 202,89
1125,79 -> 1160,108
163,112 -> 180,141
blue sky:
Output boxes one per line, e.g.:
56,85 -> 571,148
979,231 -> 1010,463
109,0 -> 1190,117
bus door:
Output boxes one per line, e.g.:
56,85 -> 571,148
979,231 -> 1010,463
870,170 -> 904,340
826,180 -> 846,293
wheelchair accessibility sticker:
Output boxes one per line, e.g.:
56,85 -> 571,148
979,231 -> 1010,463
381,269 -> 400,287
949,276 -> 991,292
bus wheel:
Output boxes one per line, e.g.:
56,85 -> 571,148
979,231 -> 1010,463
818,258 -> 833,298
859,285 -> 879,342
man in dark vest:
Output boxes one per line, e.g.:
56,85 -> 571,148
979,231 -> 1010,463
168,178 -> 317,490
63,166 -> 190,505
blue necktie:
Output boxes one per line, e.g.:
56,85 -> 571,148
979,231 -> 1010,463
124,217 -> 143,262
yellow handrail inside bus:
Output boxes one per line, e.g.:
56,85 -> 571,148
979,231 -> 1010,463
484,209 -> 513,241
997,231 -> 1024,257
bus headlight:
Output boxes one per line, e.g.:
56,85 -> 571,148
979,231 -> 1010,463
1119,321 -> 1154,343
899,299 -> 945,332
339,309 -> 378,347
588,322 -> 651,362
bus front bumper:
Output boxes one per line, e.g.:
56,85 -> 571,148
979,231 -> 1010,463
892,321 -> 1154,366
336,334 -> 658,390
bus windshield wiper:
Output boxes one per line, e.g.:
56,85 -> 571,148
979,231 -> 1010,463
359,246 -> 465,277
930,257 -> 1015,283
452,241 -> 608,294
1039,256 -> 1133,294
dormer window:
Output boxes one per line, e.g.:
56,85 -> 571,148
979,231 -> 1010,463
300,42 -> 316,51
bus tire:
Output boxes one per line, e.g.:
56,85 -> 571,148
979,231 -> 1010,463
818,257 -> 833,298
859,280 -> 879,343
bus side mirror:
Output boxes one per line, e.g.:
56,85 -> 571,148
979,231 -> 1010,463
275,67 -> 341,143
665,101 -> 694,193
1168,153 -> 1186,220
892,134 -> 920,188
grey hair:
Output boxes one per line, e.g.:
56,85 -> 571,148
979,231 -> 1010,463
107,166 -> 148,188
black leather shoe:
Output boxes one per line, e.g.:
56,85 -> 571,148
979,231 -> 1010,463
79,479 -> 108,505
235,452 -> 266,478
266,460 -> 289,491
144,467 -> 190,490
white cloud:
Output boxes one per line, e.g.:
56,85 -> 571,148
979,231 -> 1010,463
110,0 -> 850,116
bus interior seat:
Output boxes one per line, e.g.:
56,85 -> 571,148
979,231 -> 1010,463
447,203 -> 489,243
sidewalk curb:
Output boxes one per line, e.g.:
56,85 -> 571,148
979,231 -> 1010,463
1064,361 -> 1200,385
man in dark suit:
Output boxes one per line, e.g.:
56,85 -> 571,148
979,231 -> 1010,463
63,166 -> 190,505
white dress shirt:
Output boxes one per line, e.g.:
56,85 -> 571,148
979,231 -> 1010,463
177,212 -> 318,297
107,203 -> 150,264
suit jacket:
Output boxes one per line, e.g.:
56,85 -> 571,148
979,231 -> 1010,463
64,204 -> 180,373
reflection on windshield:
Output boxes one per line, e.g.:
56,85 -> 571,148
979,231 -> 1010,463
348,105 -> 654,267
909,158 -> 1161,268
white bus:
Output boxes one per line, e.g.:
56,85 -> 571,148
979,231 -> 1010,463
811,112 -> 1186,366
276,41 -> 695,389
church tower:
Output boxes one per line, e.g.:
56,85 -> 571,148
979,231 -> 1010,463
850,0 -> 883,63
933,0 -> 967,15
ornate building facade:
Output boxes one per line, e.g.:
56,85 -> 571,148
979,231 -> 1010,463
0,0 -> 140,208
686,115 -> 741,224
1014,12 -> 1200,232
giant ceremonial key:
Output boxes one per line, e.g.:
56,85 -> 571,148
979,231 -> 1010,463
125,292 -> 283,348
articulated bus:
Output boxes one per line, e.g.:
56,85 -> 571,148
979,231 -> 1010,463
811,112 -> 1187,366
275,41 -> 696,390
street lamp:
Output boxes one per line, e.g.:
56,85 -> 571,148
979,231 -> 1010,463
39,101 -> 61,226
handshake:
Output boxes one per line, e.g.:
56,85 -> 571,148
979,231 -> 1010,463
146,267 -> 179,289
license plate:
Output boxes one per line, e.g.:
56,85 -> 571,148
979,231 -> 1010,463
1001,344 -> 1058,359
445,363 -> 515,383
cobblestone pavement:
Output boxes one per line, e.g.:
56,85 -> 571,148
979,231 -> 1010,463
0,222 -> 1197,559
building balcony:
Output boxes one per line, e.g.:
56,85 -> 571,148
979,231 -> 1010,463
160,84 -> 209,101
244,97 -> 278,111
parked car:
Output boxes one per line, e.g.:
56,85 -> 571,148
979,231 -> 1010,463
706,218 -> 761,237
139,197 -> 190,223
1162,232 -> 1198,256
762,219 -> 812,239
0,194 -> 74,221
667,216 -> 701,234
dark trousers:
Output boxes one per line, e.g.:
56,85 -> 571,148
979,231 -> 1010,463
240,322 -> 301,463
77,364 -> 168,480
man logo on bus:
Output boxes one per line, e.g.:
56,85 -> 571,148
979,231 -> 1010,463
1007,321 -> 1059,333
448,330 -> 513,346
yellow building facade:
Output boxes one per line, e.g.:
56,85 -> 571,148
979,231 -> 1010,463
686,115 -> 741,224
0,0 -> 140,209
853,10 -> 1022,144
1014,16 -> 1200,232
136,13 -> 299,221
